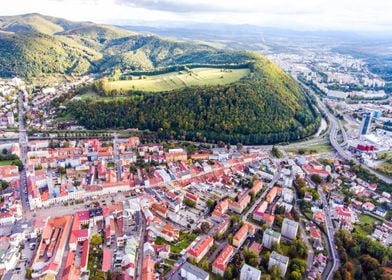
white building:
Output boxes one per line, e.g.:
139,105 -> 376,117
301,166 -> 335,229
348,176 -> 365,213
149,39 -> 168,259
240,264 -> 261,280
262,229 -> 281,249
180,262 -> 209,280
268,251 -> 289,277
281,218 -> 299,240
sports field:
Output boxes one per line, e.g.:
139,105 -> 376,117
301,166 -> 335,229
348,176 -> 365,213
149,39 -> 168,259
107,67 -> 250,92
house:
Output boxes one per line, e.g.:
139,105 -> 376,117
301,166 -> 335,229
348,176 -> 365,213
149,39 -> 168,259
282,188 -> 294,203
252,200 -> 268,221
214,216 -> 230,235
187,236 -> 214,263
249,241 -> 262,255
102,248 -> 112,272
141,255 -> 155,280
362,202 -> 376,212
151,203 -> 168,218
0,165 -> 19,182
268,251 -> 289,277
212,245 -> 234,276
160,224 -> 180,242
262,229 -> 281,249
309,227 -> 322,240
281,218 -> 299,240
313,239 -> 324,251
333,207 -> 357,224
181,262 -> 209,280
233,224 -> 255,248
165,148 -> 187,162
31,216 -> 73,279
250,180 -> 263,197
266,187 -> 281,203
375,207 -> 387,217
304,192 -> 313,202
313,210 -> 325,224
229,193 -> 251,214
240,264 -> 262,280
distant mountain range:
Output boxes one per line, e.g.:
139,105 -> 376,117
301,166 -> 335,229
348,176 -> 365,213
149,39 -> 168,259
0,13 -> 250,79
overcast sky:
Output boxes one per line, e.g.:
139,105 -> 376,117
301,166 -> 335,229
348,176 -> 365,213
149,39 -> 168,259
1,0 -> 392,32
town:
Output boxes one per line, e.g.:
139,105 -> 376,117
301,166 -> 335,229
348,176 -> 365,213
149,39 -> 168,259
0,75 -> 391,279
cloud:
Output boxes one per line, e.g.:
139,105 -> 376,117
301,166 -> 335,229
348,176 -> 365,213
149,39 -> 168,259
115,0 -> 243,13
1,0 -> 392,32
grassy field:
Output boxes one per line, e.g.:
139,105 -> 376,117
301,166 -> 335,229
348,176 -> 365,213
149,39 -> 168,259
107,68 -> 250,92
155,232 -> 197,254
284,143 -> 333,155
0,160 -> 14,166
375,151 -> 392,176
354,214 -> 381,237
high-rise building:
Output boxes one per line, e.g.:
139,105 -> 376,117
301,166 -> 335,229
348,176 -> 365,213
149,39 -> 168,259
281,218 -> 299,240
262,228 -> 281,249
359,112 -> 373,136
268,251 -> 289,277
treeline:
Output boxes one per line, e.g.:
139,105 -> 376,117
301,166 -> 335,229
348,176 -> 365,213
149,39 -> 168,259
67,56 -> 320,145
334,230 -> 392,280
122,62 -> 252,77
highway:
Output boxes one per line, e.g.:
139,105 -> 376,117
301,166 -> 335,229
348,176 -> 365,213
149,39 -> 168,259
305,84 -> 392,185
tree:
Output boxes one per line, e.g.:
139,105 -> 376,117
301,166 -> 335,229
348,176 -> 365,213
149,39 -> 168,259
25,268 -> 32,279
91,234 -> 103,246
228,234 -> 233,245
200,222 -> 210,233
311,174 -> 323,185
270,265 -> 282,280
271,146 -> 283,158
289,271 -> 302,280
184,197 -> 196,208
0,180 -> 9,191
225,266 -> 233,279
294,177 -> 307,189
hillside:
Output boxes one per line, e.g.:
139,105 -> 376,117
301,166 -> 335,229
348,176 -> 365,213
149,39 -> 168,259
0,14 -> 251,79
67,54 -> 320,144
0,14 -> 320,144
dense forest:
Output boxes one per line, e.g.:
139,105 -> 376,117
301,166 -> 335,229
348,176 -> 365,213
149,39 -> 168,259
334,230 -> 392,280
67,55 -> 320,145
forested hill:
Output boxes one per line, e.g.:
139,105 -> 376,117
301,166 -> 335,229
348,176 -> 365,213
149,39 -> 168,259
0,13 -> 251,79
67,55 -> 321,145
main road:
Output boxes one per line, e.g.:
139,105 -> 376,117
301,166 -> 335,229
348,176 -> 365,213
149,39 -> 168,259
18,89 -> 29,211
243,160 -> 281,227
301,82 -> 392,185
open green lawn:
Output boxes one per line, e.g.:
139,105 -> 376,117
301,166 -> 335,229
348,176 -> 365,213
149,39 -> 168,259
284,143 -> 333,155
354,214 -> 381,237
0,160 -> 14,166
107,68 -> 250,92
155,232 -> 197,254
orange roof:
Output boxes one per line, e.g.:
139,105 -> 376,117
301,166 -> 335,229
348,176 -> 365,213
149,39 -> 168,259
151,203 -> 168,215
141,255 -> 155,280
188,236 -> 214,258
233,224 -> 249,242
212,245 -> 234,272
102,248 -> 112,272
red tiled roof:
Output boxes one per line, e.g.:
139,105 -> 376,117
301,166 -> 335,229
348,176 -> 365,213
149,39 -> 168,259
212,245 -> 234,272
102,248 -> 112,272
187,236 -> 213,258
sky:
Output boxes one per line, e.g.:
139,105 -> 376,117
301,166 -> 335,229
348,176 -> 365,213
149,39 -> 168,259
1,0 -> 392,32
